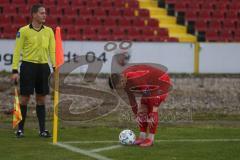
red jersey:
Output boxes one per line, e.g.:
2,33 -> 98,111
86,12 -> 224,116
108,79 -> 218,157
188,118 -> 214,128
122,64 -> 171,107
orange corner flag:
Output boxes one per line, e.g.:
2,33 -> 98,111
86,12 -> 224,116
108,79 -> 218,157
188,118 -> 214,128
13,87 -> 22,128
55,27 -> 64,68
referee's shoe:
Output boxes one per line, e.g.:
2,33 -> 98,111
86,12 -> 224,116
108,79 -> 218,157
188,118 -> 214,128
39,130 -> 51,138
16,130 -> 24,138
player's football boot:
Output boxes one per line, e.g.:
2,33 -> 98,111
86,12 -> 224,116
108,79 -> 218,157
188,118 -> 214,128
16,130 -> 24,138
134,137 -> 145,145
39,130 -> 52,138
139,138 -> 153,147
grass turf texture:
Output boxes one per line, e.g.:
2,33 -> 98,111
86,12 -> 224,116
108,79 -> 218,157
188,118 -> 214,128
0,126 -> 240,160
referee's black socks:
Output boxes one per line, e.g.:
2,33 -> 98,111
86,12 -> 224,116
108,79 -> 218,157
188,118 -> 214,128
36,105 -> 46,132
18,105 -> 27,131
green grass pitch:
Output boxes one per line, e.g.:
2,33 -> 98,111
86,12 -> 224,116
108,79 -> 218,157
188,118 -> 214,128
1,125 -> 240,160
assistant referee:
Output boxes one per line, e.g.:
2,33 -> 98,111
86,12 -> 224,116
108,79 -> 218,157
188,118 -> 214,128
11,4 -> 55,138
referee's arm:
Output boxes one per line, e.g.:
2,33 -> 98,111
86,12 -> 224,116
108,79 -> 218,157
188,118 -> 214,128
12,29 -> 24,73
49,29 -> 56,68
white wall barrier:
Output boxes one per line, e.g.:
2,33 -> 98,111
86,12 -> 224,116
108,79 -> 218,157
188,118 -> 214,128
0,40 -> 239,73
199,43 -> 240,73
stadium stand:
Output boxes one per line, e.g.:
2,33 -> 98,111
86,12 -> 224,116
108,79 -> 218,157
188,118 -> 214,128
0,0 -> 182,42
2,0 -> 239,42
158,0 -> 240,42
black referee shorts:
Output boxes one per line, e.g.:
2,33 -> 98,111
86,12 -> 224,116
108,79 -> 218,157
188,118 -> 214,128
20,61 -> 51,96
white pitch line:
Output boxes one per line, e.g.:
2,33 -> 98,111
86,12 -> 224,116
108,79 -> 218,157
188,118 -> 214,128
54,142 -> 113,160
63,139 -> 240,144
63,140 -> 118,144
90,145 -> 122,153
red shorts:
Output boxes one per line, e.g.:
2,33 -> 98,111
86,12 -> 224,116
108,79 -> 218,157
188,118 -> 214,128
141,94 -> 168,107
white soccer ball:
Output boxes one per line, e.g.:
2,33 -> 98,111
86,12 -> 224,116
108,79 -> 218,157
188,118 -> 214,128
119,129 -> 136,145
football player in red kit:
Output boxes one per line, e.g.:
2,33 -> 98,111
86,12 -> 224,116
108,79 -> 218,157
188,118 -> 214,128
109,64 -> 172,147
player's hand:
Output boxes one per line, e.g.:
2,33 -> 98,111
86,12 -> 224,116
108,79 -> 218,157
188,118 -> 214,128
11,73 -> 19,85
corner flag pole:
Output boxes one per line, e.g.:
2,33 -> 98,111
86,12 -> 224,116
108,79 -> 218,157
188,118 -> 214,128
53,27 -> 64,144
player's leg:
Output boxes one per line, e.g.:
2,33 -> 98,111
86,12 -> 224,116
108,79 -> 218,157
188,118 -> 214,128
35,64 -> 51,137
140,97 -> 162,147
139,105 -> 159,147
134,102 -> 148,145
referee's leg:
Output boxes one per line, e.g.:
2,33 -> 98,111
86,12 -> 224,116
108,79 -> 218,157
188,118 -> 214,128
18,96 -> 30,132
36,95 -> 47,133
35,63 -> 51,137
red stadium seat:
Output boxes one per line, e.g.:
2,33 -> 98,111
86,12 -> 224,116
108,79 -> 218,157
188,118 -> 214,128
57,0 -> 70,6
71,0 -> 85,7
195,20 -> 208,31
97,27 -> 111,41
100,0 -> 113,8
212,11 -> 225,20
118,18 -> 132,27
186,3 -> 200,9
166,37 -> 179,42
147,18 -> 159,27
125,0 -> 139,8
200,2 -> 214,10
17,6 -> 30,16
27,0 -> 41,5
111,27 -> 126,41
164,0 -> 240,42
157,28 -> 169,37
222,20 -> 237,30
185,11 -> 198,21
138,9 -> 150,17
2,26 -> 19,39
225,11 -> 239,20
3,6 -> 17,16
0,15 -> 11,27
103,17 -> 117,26
46,7 -> 62,16
11,0 -> 27,6
86,0 -> 100,7
214,2 -> 228,10
205,30 -> 218,42
13,16 -> 27,26
175,3 -> 187,12
208,20 -> 222,30
198,10 -> 212,20
126,28 -> 141,41
107,8 -> 122,17
122,8 -> 135,17
63,8 -> 78,17
46,17 -> 58,27
142,28 -> 155,41
81,27 -> 97,41
132,18 -> 146,27
0,0 -> 9,6
42,0 -> 56,6
233,30 -> 240,41
75,17 -> 88,26
63,27 -> 79,40
88,17 -> 102,26
59,17 -> 74,27
219,30 -> 233,42
79,8 -> 92,16
93,8 -> 106,17
113,0 -> 125,8
229,2 -> 240,10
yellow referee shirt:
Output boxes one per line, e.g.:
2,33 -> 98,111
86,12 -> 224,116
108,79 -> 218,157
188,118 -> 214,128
12,24 -> 56,71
